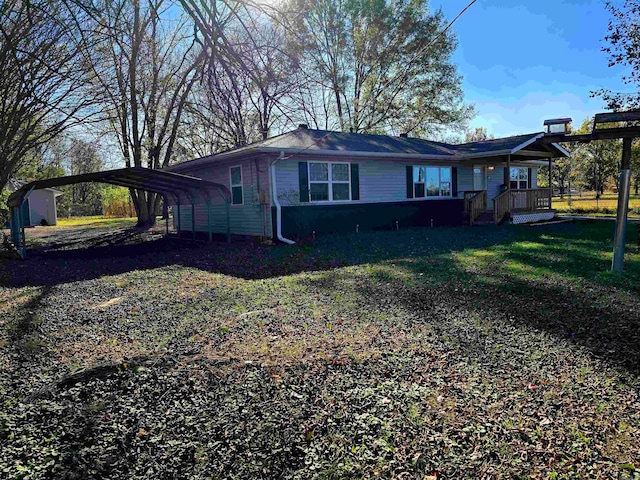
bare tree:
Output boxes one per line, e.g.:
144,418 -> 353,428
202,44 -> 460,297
88,0 -> 205,226
178,1 -> 298,157
463,127 -> 494,143
281,0 -> 472,136
0,0 -> 97,193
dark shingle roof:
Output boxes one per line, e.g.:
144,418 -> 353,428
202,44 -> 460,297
448,133 -> 543,155
250,129 -> 459,156
169,128 -> 562,172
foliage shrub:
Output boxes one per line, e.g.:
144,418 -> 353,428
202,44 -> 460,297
102,186 -> 134,217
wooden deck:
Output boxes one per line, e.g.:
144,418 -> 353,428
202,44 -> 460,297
464,188 -> 554,225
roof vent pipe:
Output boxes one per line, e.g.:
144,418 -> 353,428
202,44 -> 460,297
298,124 -> 308,130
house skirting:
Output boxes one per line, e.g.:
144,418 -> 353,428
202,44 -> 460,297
511,210 -> 556,225
272,200 -> 464,239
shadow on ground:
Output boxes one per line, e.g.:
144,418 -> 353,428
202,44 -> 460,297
2,220 -> 639,376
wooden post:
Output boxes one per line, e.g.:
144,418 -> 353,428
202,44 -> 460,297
548,157 -> 553,209
612,137 -> 633,272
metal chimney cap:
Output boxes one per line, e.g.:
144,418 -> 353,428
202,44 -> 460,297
543,118 -> 572,126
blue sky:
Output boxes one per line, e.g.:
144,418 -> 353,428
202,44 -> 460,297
435,0 -> 630,137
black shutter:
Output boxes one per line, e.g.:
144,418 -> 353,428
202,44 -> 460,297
406,166 -> 414,198
451,167 -> 458,197
527,167 -> 532,189
299,162 -> 309,202
350,164 -> 360,200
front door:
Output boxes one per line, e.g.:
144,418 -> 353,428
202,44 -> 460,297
473,166 -> 486,191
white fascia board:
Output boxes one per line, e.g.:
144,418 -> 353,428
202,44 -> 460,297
551,143 -> 571,157
510,133 -> 545,154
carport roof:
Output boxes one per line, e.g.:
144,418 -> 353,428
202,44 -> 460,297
7,167 -> 230,207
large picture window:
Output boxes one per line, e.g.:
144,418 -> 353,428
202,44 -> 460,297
510,167 -> 528,189
309,162 -> 351,202
230,166 -> 243,205
413,166 -> 451,198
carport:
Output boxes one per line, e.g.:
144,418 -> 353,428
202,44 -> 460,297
6,167 -> 231,258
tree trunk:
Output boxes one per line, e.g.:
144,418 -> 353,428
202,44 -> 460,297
131,190 -> 156,227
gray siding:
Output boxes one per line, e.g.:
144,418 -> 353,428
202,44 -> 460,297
173,157 -> 271,237
274,158 -> 472,206
487,167 -> 505,207
28,190 -> 58,226
456,166 -> 474,194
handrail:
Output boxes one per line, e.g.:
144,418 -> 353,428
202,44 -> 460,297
493,190 -> 511,224
494,188 -> 553,223
463,190 -> 485,213
468,191 -> 486,225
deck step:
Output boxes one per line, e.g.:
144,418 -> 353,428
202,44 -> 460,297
470,212 -> 495,225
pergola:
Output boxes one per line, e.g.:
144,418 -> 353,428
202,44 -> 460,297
6,167 -> 231,258
540,111 -> 640,272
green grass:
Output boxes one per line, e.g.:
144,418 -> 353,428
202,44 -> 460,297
1,220 -> 639,478
55,215 -> 137,229
553,192 -> 640,216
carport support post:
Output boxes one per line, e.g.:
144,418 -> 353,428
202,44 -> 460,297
207,200 -> 212,242
165,213 -> 169,236
10,208 -> 20,250
612,137 -> 633,272
176,200 -> 181,237
16,205 -> 25,259
226,200 -> 231,243
163,196 -> 169,236
191,203 -> 196,240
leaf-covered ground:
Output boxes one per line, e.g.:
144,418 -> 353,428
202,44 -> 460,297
1,219 -> 640,479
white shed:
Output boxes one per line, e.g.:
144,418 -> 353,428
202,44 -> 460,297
7,179 -> 63,226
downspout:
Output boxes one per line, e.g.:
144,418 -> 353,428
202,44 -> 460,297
270,151 -> 296,245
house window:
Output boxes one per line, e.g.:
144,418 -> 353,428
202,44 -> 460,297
510,167 -> 528,189
309,162 -> 351,201
230,166 -> 243,205
413,166 -> 451,198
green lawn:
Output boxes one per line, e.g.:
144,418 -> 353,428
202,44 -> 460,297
56,215 -> 137,229
1,220 -> 639,479
553,192 -> 640,216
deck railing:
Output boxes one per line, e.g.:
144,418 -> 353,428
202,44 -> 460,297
464,190 -> 484,212
464,190 -> 487,225
493,188 -> 553,223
